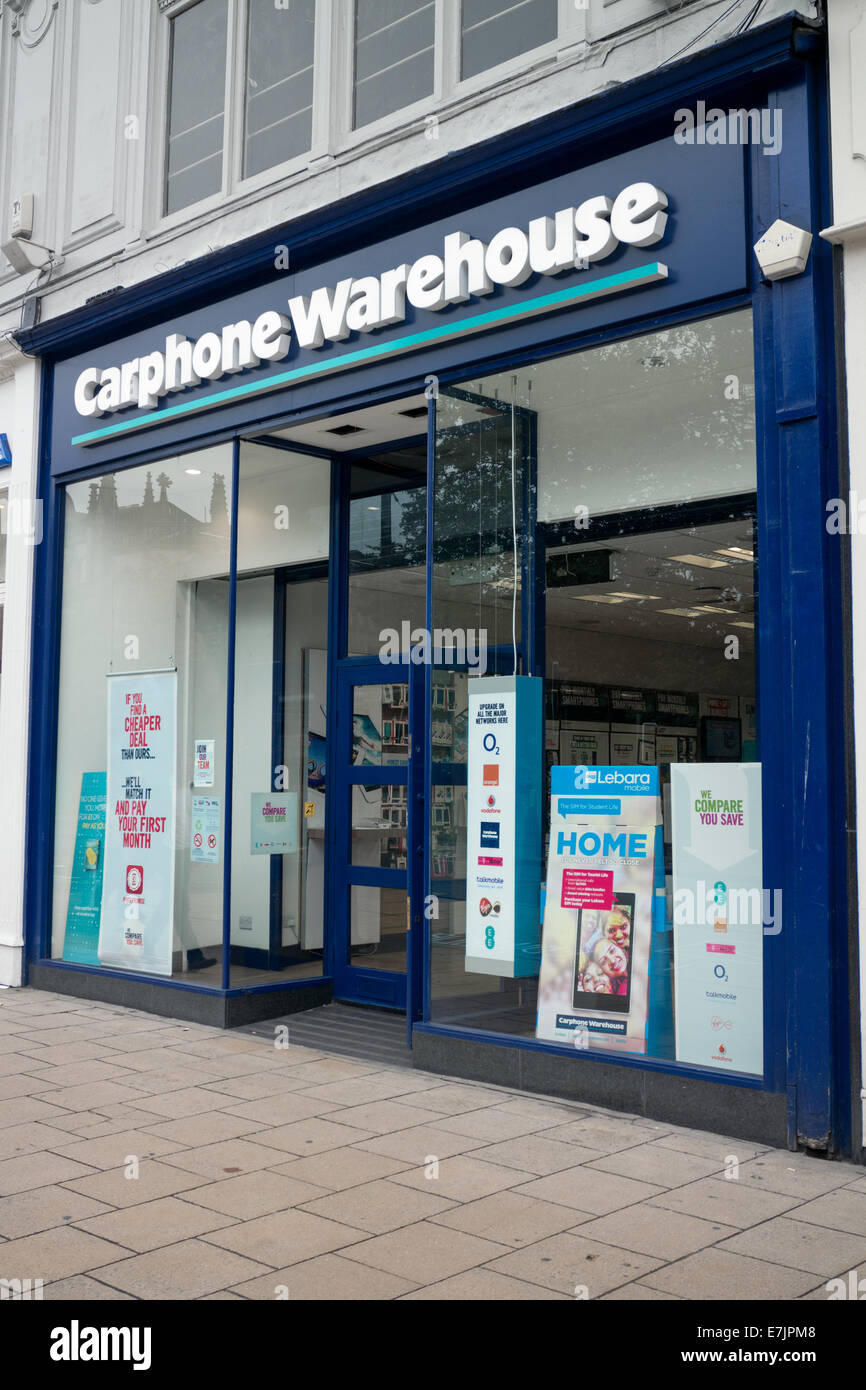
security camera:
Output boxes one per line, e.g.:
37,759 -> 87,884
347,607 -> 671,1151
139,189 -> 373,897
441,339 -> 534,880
1,236 -> 55,275
753,219 -> 812,281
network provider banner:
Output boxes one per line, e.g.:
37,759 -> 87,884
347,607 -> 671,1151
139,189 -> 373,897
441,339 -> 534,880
98,672 -> 177,976
465,676 -> 542,978
671,763 -> 763,1074
536,765 -> 664,1054
62,771 -> 107,966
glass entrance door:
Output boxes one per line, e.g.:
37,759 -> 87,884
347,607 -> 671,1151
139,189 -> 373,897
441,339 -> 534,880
331,662 -> 424,1010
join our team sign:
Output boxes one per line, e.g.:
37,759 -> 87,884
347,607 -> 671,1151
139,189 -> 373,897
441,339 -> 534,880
98,672 -> 177,977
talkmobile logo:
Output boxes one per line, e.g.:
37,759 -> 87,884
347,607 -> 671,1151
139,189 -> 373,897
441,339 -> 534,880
573,767 -> 652,789
50,1321 -> 151,1370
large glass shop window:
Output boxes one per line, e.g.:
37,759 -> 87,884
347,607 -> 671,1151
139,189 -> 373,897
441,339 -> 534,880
429,309 -> 766,1078
52,449 -> 233,980
51,442 -> 332,989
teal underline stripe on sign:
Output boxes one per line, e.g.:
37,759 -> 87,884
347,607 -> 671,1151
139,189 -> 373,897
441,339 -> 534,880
71,262 -> 668,446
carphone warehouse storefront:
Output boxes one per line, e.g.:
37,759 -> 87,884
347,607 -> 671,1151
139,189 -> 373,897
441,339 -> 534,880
21,26 -> 855,1155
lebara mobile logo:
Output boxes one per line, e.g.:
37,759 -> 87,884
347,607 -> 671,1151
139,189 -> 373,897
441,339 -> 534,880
573,767 -> 652,791
125,865 -> 143,895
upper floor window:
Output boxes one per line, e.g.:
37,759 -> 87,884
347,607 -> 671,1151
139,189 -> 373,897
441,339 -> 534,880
245,0 -> 316,178
165,0 -> 229,215
353,0 -> 435,130
163,0 -> 317,215
160,0 -> 563,218
461,0 -> 557,80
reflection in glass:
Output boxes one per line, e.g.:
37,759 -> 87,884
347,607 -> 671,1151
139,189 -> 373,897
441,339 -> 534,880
354,0 -> 435,128
461,0 -> 557,81
244,0 -> 315,178
165,0 -> 228,213
348,451 -> 426,656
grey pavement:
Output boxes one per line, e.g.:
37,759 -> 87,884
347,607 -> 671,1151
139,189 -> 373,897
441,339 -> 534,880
0,987 -> 863,1301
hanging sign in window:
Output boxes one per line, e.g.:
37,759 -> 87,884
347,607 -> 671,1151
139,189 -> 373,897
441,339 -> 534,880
98,672 -> 177,976
465,676 -> 542,979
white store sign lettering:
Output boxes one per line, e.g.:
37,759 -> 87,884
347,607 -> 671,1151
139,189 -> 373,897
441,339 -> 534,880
73,183 -> 668,420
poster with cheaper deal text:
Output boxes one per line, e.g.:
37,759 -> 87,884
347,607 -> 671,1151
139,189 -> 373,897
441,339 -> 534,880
98,672 -> 177,977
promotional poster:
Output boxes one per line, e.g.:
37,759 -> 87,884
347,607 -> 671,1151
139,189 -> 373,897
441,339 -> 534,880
671,763 -> 764,1075
465,675 -> 542,978
536,765 -> 663,1053
62,771 -> 107,966
98,672 -> 177,977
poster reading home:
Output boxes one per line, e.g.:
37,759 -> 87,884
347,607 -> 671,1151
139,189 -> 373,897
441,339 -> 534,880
98,672 -> 177,977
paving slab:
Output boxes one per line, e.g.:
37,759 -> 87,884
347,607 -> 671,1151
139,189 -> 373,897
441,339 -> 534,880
400,1267 -> 571,1299
90,1238 -> 272,1300
648,1177 -> 803,1228
716,1214 -> 866,1277
74,1196 -> 238,1253
783,1188 -> 866,1237
574,1205 -> 738,1260
429,1190 -> 581,1247
0,1225 -> 132,1282
203,1207 -> 368,1266
0,1151 -> 97,1196
272,1146 -> 412,1191
342,1222 -> 509,1283
513,1166 -> 665,1215
299,1177 -> 456,1234
61,1159 -> 212,1208
246,1117 -> 377,1155
485,1231 -> 663,1298
0,1184 -> 112,1239
181,1170 -> 329,1218
641,1247 -> 823,1300
231,1252 -> 419,1300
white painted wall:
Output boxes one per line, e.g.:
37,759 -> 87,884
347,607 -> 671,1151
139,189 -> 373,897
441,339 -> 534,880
822,0 -> 866,1148
0,349 -> 39,985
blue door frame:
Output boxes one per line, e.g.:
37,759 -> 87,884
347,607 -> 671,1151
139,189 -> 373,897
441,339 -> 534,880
329,660 -> 426,1015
